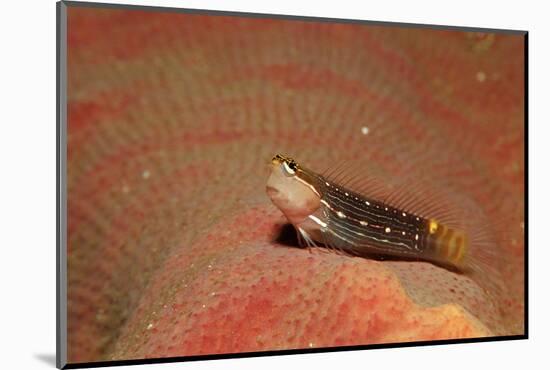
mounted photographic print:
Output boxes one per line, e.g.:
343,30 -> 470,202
57,1 -> 527,368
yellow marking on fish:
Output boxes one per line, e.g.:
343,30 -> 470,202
428,219 -> 439,234
451,233 -> 467,264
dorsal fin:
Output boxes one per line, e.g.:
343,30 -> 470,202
319,158 -> 469,228
320,160 -> 393,201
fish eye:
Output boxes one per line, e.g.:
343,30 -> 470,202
281,161 -> 297,176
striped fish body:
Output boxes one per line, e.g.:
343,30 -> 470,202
315,180 -> 468,269
267,154 -> 472,271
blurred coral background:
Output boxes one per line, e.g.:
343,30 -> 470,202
66,5 -> 524,364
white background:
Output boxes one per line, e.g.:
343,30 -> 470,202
0,0 -> 546,369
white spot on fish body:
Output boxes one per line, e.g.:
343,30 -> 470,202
309,215 -> 328,228
142,170 -> 150,179
385,227 -> 391,233
361,126 -> 370,135
337,211 -> 346,219
360,220 -> 369,226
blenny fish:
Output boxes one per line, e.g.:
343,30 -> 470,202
266,154 -> 504,293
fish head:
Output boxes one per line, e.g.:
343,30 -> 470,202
266,154 -> 321,225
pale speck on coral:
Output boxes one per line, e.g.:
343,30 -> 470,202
476,71 -> 486,82
142,170 -> 151,179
